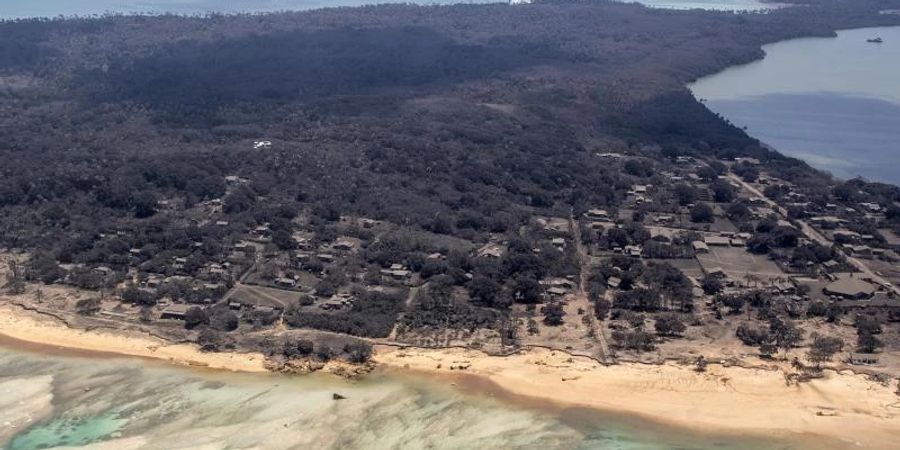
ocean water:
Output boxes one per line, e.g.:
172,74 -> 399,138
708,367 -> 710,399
0,0 -> 777,19
690,26 -> 900,184
0,0 -> 493,19
634,0 -> 775,11
0,344 -> 800,449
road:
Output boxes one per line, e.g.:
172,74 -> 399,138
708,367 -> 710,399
727,174 -> 899,296
570,210 -> 612,362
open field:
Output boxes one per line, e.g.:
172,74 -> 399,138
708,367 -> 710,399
696,246 -> 785,281
228,284 -> 301,309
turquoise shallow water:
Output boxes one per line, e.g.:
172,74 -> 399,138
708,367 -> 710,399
690,26 -> 900,183
8,412 -> 125,450
0,344 -> 803,449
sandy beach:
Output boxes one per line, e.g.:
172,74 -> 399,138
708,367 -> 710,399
0,304 -> 267,372
2,302 -> 900,448
374,345 -> 900,449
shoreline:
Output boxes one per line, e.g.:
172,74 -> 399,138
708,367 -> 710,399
0,304 -> 268,372
2,303 -> 900,448
373,346 -> 900,449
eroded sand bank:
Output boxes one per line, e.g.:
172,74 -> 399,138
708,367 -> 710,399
374,345 -> 900,449
0,304 -> 267,372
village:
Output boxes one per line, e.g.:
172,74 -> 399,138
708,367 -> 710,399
2,149 -> 899,375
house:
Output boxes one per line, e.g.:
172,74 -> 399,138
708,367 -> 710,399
274,277 -> 297,288
692,241 -> 710,253
541,278 -> 575,290
849,353 -> 879,365
809,216 -> 843,229
160,304 -> 191,320
477,244 -> 504,259
654,215 -> 674,224
332,238 -> 356,252
823,278 -> 876,300
729,238 -> 746,247
607,276 -> 622,289
250,225 -> 272,242
381,264 -> 412,283
833,230 -> 861,242
771,279 -> 796,295
316,253 -> 336,263
624,245 -> 642,257
547,287 -> 568,297
704,236 -> 731,247
844,245 -> 872,256
234,241 -> 254,252
551,238 -> 566,250
585,209 -> 610,220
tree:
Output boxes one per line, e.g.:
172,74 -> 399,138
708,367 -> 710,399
184,306 -> 209,329
5,259 -> 25,295
654,314 -> 686,337
284,338 -> 315,358
131,191 -> 158,218
511,275 -> 543,304
736,323 -> 769,346
542,303 -> 565,326
856,332 -> 883,353
469,276 -> 502,306
806,334 -> 843,367
769,318 -> 803,357
701,276 -> 723,295
746,234 -> 772,254
74,297 -> 101,316
344,341 -> 373,363
611,329 -> 655,352
674,184 -> 697,206
209,307 -> 239,331
593,298 -> 611,320
710,179 -> 735,203
720,294 -> 745,315
854,315 -> 882,335
690,203 -> 714,223
733,162 -> 759,182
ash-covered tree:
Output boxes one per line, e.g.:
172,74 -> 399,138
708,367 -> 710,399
690,203 -> 714,223
806,333 -> 843,367
654,313 -> 686,337
542,303 -> 565,326
184,306 -> 210,329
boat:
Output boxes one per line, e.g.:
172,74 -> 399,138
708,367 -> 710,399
866,37 -> 883,43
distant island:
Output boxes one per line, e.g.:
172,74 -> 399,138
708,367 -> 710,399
1,0 -> 900,446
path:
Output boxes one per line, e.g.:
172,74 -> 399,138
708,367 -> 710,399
570,210 -> 612,363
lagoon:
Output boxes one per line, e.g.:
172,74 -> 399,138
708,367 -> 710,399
690,26 -> 900,184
